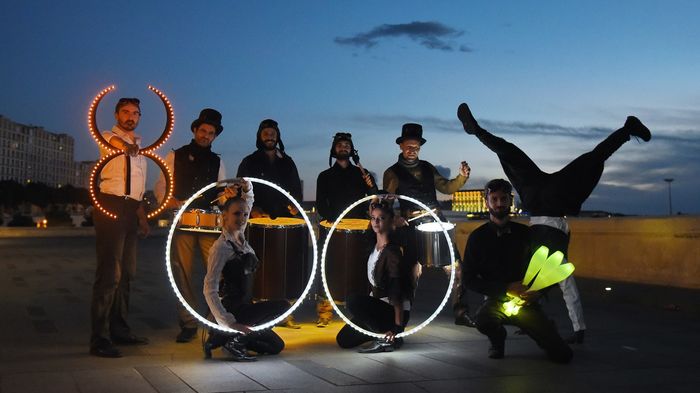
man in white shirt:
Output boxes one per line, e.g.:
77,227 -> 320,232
90,97 -> 150,358
155,108 -> 227,343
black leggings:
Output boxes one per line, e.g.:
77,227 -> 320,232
208,299 -> 288,354
475,299 -> 572,363
336,294 -> 409,348
475,126 -> 631,216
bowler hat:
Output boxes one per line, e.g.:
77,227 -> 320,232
191,108 -> 224,135
395,123 -> 426,145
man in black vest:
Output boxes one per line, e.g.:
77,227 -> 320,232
315,132 -> 378,326
383,123 -> 474,326
155,108 -> 227,343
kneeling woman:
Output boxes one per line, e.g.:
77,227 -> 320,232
336,197 -> 416,352
203,179 -> 288,361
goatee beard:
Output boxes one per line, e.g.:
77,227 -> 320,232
489,208 -> 508,220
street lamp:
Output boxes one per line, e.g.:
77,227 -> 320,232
663,178 -> 674,215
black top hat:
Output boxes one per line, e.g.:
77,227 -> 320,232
395,123 -> 426,145
191,108 -> 224,135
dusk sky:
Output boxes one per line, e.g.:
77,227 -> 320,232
2,0 -> 698,215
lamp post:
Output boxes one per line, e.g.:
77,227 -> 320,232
663,178 -> 674,215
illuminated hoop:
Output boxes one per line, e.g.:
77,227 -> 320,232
321,194 -> 456,339
165,177 -> 318,334
87,84 -> 175,218
89,150 -> 174,219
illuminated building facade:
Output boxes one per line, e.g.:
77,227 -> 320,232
0,115 -> 76,187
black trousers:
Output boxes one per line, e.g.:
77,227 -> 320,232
90,194 -> 140,346
475,126 -> 631,216
208,299 -> 288,354
336,294 -> 409,348
475,298 -> 572,363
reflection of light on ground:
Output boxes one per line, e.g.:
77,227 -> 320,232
274,322 -> 344,351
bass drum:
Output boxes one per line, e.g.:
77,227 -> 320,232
247,217 -> 308,300
319,218 -> 371,303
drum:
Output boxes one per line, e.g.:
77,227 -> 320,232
247,217 -> 308,300
415,221 -> 456,267
320,219 -> 371,303
178,209 -> 222,233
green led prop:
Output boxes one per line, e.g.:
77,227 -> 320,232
503,245 -> 575,316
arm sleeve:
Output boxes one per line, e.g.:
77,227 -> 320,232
217,157 -> 227,181
288,159 -> 303,202
203,239 -> 239,328
383,168 -> 399,194
462,233 -> 508,298
432,164 -> 467,195
154,151 -> 174,204
384,247 -> 403,305
316,172 -> 331,220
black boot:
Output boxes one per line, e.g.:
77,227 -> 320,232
458,103 -> 485,135
565,330 -> 585,344
223,335 -> 257,362
624,116 -> 651,142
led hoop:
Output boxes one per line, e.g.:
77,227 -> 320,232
87,84 -> 175,219
165,177 -> 318,334
88,150 -> 173,219
321,194 -> 456,339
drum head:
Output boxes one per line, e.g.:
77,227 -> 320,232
416,221 -> 455,232
249,217 -> 305,228
320,218 -> 369,231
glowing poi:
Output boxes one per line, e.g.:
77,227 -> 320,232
87,84 -> 174,219
321,194 -> 456,339
165,177 -> 318,334
503,245 -> 575,316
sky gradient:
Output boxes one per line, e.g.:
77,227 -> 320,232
2,0 -> 698,215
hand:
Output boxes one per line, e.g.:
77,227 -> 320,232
137,217 -> 150,238
520,290 -> 541,303
124,143 -> 139,157
287,204 -> 299,216
506,282 -> 528,298
362,171 -> 374,188
166,198 -> 183,210
459,161 -> 471,178
413,262 -> 423,280
393,216 -> 408,228
229,322 -> 253,335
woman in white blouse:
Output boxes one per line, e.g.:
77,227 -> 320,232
202,179 -> 288,361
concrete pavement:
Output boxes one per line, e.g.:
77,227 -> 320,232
0,234 -> 698,393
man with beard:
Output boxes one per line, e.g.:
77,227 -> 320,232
90,97 -> 150,358
155,108 -> 227,343
383,123 -> 475,327
316,132 -> 378,222
236,119 -> 302,219
315,132 -> 378,326
237,119 -> 303,328
463,179 -> 572,363
457,102 -> 652,343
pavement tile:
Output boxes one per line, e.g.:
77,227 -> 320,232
135,366 -> 196,393
168,363 -> 266,392
72,368 -> 158,393
0,371 -> 79,393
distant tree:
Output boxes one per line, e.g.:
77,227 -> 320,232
0,180 -> 25,208
24,182 -> 52,208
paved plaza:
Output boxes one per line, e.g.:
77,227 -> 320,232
1,230 -> 698,393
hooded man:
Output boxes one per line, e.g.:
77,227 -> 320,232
236,119 -> 302,219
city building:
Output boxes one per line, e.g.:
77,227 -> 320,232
0,115 -> 79,187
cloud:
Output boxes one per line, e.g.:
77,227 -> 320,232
433,165 -> 451,178
335,21 -> 470,52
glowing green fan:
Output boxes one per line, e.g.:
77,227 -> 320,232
503,245 -> 575,316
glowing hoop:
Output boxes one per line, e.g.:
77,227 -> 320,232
165,177 -> 318,334
89,150 -> 173,219
321,194 -> 456,339
87,84 -> 175,219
